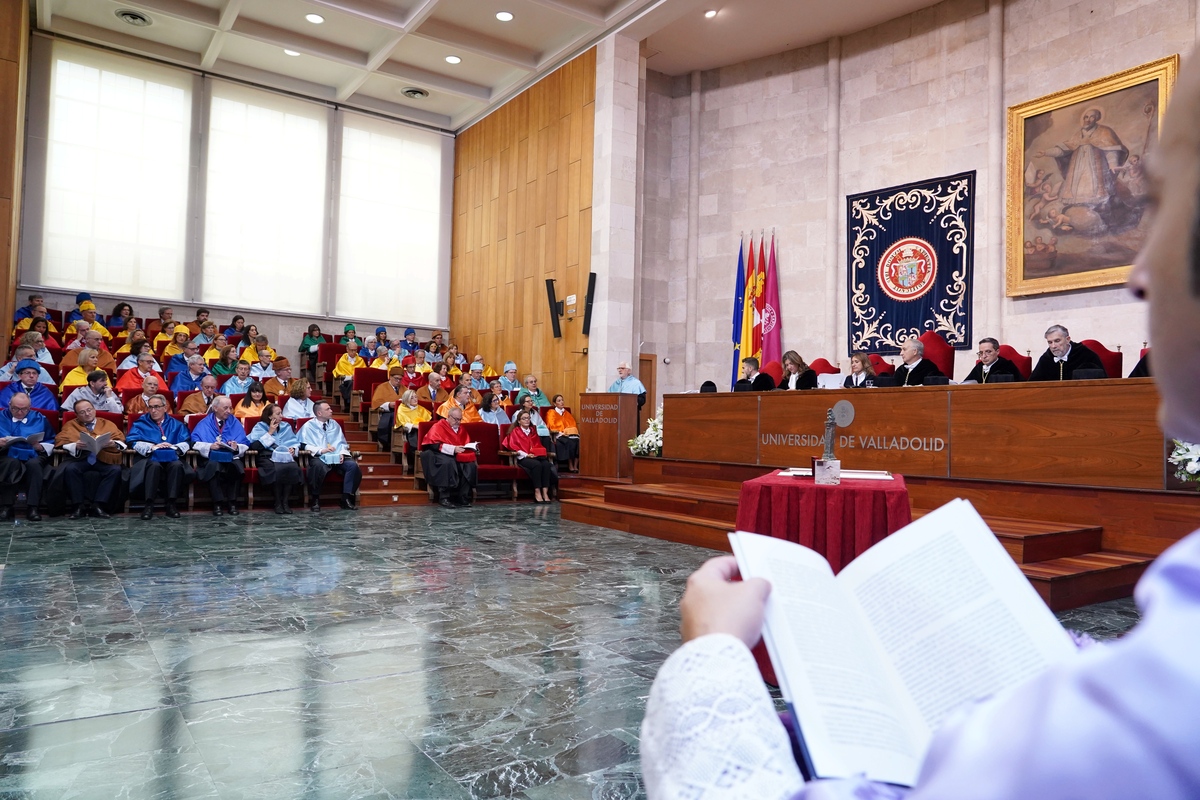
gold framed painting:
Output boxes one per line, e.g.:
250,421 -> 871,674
1006,55 -> 1178,296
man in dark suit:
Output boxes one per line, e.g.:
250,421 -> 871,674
893,339 -> 944,386
739,357 -> 776,391
1029,325 -> 1105,381
964,337 -> 1024,383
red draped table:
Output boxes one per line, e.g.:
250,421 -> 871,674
735,470 -> 912,686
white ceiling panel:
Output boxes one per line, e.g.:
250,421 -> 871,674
238,0 -> 399,55
390,33 -> 529,92
215,34 -> 365,92
355,72 -> 480,118
424,0 -> 595,62
54,0 -> 216,54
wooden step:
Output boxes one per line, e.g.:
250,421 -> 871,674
360,474 -> 415,492
359,463 -> 406,478
561,497 -> 732,552
604,483 -> 741,525
357,488 -> 430,507
912,510 -> 1103,563
559,485 -> 605,501
357,452 -> 393,464
1020,551 -> 1152,611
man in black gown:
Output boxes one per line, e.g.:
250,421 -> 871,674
963,337 -> 1024,383
893,339 -> 944,386
1029,325 -> 1106,381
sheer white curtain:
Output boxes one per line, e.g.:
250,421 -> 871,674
38,41 -> 191,298
335,112 -> 449,326
202,81 -> 328,314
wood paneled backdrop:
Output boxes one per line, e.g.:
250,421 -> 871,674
0,0 -> 29,349
450,48 -> 594,415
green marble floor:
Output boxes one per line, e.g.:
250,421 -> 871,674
0,505 -> 1140,799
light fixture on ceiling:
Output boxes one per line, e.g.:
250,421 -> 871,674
704,9 -> 718,18
402,87 -> 429,100
305,13 -> 325,24
284,49 -> 300,57
445,55 -> 462,64
496,11 -> 514,21
115,8 -> 152,27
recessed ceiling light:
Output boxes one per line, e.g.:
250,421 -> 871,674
115,8 -> 152,27
305,13 -> 324,24
704,9 -> 718,18
496,11 -> 514,21
445,55 -> 462,64
402,87 -> 429,100
284,49 -> 300,57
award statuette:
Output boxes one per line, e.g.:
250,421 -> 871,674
813,400 -> 855,485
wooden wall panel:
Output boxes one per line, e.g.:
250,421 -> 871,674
0,0 -> 28,348
450,49 -> 595,415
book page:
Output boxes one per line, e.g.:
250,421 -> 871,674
838,499 -> 1076,756
730,533 -> 922,786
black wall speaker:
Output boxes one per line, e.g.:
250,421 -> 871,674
545,278 -> 563,339
581,272 -> 597,336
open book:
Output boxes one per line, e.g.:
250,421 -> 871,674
78,431 -> 113,455
729,499 -> 1075,788
6,431 -> 44,445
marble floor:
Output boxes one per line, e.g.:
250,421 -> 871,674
0,505 -> 1140,799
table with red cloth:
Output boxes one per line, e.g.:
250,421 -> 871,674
735,469 -> 912,686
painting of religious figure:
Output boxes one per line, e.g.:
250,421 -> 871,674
1007,56 -> 1177,296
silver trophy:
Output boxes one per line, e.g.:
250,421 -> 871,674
815,400 -> 855,485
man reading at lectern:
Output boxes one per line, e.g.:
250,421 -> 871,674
892,339 -> 943,386
609,362 -> 647,410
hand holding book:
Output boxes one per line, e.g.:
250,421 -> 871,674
679,556 -> 772,649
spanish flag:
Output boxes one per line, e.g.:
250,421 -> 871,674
730,238 -> 746,389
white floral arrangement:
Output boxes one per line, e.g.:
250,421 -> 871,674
1169,440 -> 1200,484
629,405 -> 664,457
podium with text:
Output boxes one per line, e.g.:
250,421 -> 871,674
578,393 -> 638,479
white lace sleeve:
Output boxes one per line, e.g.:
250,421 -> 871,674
641,633 -> 804,800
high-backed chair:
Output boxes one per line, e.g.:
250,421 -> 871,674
998,345 -> 1032,380
868,354 -> 895,376
761,360 -> 784,387
1080,339 -> 1123,379
917,331 -> 955,379
808,358 -> 840,375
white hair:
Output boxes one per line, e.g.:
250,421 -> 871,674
1045,324 -> 1070,338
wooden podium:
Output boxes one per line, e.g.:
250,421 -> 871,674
578,393 -> 638,479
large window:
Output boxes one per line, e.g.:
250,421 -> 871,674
22,39 -> 453,327
38,42 -> 192,298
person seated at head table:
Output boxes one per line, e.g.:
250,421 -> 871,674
639,53 -> 1200,800
394,389 -> 432,471
737,357 -> 776,391
125,375 -> 173,416
116,353 -> 163,392
18,332 -> 55,366
189,395 -> 249,516
63,370 -> 124,414
299,323 -> 324,382
126,393 -> 190,519
545,393 -> 580,473
1029,324 -> 1106,381
332,340 -> 367,409
397,327 -> 420,356
153,320 -> 179,348
499,361 -> 521,392
62,330 -> 117,372
114,329 -> 148,359
419,406 -> 477,508
221,360 -> 254,395
282,379 -> 316,420
504,409 -> 555,504
192,321 -> 218,348
233,382 -> 269,420
145,306 -> 173,339
369,368 -> 405,449
76,301 -> 111,341
12,292 -> 44,324
13,305 -> 58,336
210,345 -> 239,376
65,292 -> 99,327
437,385 -> 483,424
247,403 -> 303,515
893,338 -> 944,386
415,371 -> 450,406
185,308 -> 211,338
0,360 -> 60,411
55,397 -> 126,519
223,315 -> 245,341
170,355 -> 210,394
609,361 -> 648,408
780,351 -> 818,390
163,328 -> 193,361
0,346 -> 55,385
118,341 -> 162,373
249,347 -> 276,379
963,337 -> 1025,383
339,323 -> 362,347
108,302 -> 135,329
60,349 -> 111,393
178,375 -> 220,415
480,392 -> 511,429
487,380 -> 512,408
400,357 -> 427,391
0,392 -> 54,521
262,358 -> 296,401
515,374 -> 552,408
298,400 -> 362,512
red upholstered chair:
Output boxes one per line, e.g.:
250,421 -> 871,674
42,363 -> 60,382
41,410 -> 61,434
176,389 -> 199,409
868,354 -> 895,376
227,393 -> 246,407
316,343 -> 343,391
998,345 -> 1032,380
350,368 -> 387,420
215,373 -> 233,388
241,418 -> 258,436
46,309 -> 63,327
464,421 -> 524,499
1141,346 -> 1151,359
1081,339 -> 1123,379
761,360 -> 784,387
917,331 -> 955,379
808,358 -> 840,375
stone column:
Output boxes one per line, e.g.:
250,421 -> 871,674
589,33 -> 642,392
827,37 -> 843,362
